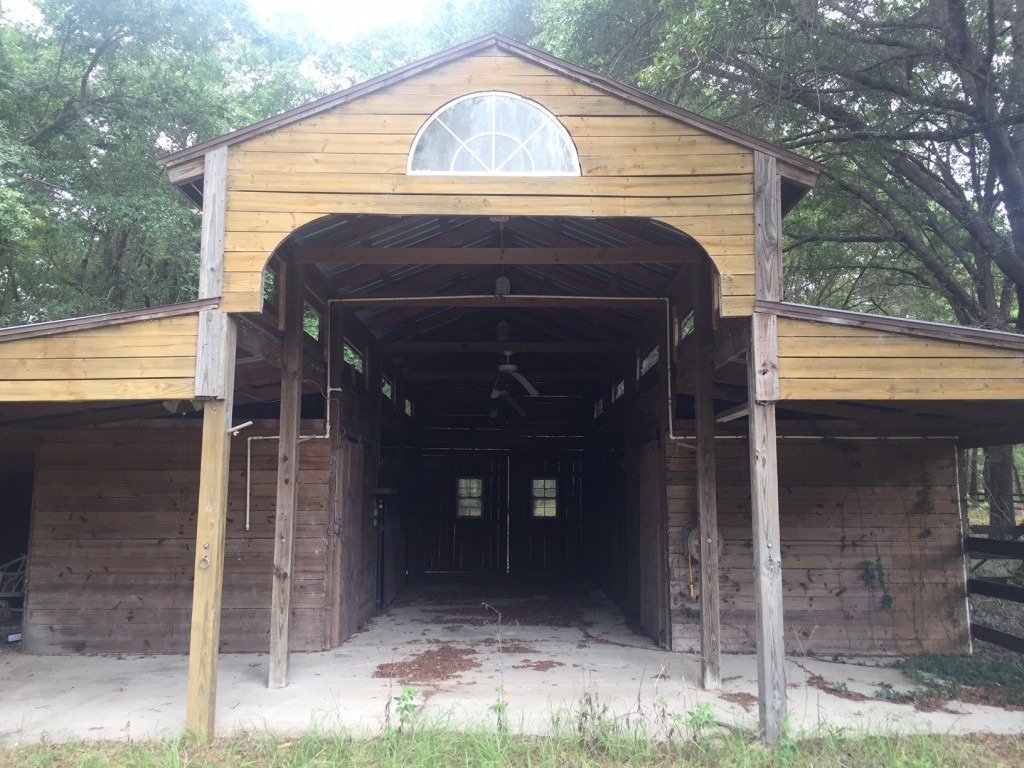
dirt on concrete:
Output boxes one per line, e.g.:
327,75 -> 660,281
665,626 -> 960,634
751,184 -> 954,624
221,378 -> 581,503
372,642 -> 481,684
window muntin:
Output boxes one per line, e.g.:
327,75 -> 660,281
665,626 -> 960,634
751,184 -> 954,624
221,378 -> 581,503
408,92 -> 580,176
456,477 -> 484,518
640,345 -> 660,377
531,478 -> 558,518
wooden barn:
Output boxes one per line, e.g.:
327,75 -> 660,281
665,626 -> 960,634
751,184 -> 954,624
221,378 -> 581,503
3,34 -> 1024,742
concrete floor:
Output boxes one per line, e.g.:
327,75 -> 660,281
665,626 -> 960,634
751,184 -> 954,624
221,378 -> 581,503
2,578 -> 1022,743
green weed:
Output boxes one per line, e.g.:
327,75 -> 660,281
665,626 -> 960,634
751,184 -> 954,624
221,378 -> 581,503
5,728 -> 1024,768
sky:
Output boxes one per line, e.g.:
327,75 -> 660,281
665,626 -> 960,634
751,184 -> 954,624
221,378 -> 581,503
2,1 -> 441,42
247,0 -> 435,41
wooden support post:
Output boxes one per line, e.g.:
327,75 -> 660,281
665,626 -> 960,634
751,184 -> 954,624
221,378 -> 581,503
185,145 -> 235,744
269,263 -> 305,689
750,150 -> 785,745
185,386 -> 235,741
693,263 -> 721,690
327,300 -> 345,647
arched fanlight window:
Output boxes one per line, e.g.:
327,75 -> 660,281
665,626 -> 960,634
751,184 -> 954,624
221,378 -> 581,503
408,92 -> 581,176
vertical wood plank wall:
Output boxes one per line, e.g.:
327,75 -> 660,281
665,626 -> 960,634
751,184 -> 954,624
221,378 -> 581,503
620,384 -> 671,646
333,386 -> 382,644
219,49 -> 757,315
24,421 -> 332,653
667,438 -> 969,655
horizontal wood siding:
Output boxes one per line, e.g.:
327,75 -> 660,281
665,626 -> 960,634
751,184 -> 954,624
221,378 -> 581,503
777,317 -> 1024,400
221,50 -> 756,316
0,315 -> 199,402
668,438 -> 969,655
24,421 -> 331,653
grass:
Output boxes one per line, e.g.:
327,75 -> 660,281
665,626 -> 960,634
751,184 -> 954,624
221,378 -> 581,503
3,726 -> 1024,768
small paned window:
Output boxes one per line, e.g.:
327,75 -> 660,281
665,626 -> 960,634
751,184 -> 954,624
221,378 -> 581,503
344,341 -> 364,374
640,345 -> 660,377
381,376 -> 394,401
404,398 -> 414,418
679,310 -> 695,340
531,478 -> 558,518
408,92 -> 580,176
613,379 -> 625,402
594,398 -> 604,418
456,477 -> 484,518
303,305 -> 321,341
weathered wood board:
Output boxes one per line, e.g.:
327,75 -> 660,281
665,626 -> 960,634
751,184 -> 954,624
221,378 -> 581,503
0,315 -> 199,402
24,420 -> 333,654
777,317 -> 1024,400
667,438 -> 969,655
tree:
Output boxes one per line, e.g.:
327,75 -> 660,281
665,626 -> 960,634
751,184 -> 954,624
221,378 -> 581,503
639,0 -> 1023,330
0,0 -> 324,325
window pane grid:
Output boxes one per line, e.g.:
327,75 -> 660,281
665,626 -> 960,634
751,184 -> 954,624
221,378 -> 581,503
531,478 -> 558,518
457,477 -> 483,518
409,92 -> 580,176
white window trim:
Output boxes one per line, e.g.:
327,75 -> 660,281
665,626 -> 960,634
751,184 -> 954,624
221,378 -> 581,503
407,91 -> 581,177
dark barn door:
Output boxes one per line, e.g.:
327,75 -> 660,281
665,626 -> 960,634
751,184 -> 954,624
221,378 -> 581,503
421,452 -> 583,575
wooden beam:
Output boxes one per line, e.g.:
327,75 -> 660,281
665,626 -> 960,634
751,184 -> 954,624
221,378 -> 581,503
715,404 -> 749,423
381,341 -> 627,354
338,294 -> 664,309
746,321 -> 786,745
693,263 -> 721,690
754,152 -> 783,302
407,369 -> 607,382
185,319 -> 237,744
749,152 -> 785,746
167,155 -> 206,186
269,264 -> 305,689
198,148 -> 228,299
295,246 -> 701,265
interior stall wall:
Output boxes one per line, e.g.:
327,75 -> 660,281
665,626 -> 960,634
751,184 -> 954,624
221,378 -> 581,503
331,386 -> 383,645
668,438 -> 970,655
582,433 -> 626,605
24,419 -> 332,654
620,382 -> 671,647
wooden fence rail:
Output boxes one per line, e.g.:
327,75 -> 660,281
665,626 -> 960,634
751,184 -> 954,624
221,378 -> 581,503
965,535 -> 1024,654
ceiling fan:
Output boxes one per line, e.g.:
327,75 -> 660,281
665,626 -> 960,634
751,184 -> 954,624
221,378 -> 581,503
489,350 -> 538,418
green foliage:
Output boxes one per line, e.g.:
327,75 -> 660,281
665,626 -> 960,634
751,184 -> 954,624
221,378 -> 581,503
873,685 -> 905,702
393,685 -> 420,731
489,685 -> 509,732
685,701 -> 717,739
897,654 -> 1024,706
0,0 -> 325,327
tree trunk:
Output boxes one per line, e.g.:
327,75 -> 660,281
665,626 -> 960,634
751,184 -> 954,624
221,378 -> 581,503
968,447 -> 980,502
984,445 -> 1017,531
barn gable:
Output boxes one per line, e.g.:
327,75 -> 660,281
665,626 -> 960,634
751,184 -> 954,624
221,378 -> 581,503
161,34 -> 821,317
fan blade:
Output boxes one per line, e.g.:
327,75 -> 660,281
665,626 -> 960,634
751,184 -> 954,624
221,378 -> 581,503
500,391 -> 527,417
509,370 -> 539,397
